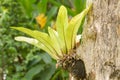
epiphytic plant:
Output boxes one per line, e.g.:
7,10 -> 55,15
12,5 -> 91,79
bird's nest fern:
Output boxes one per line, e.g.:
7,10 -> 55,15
11,4 -> 92,79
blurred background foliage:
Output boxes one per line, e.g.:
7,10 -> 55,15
0,0 -> 86,80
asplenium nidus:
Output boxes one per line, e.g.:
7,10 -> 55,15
12,5 -> 92,79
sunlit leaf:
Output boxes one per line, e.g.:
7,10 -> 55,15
15,36 -> 58,59
56,5 -> 68,54
11,27 -> 59,60
65,4 -> 92,50
48,27 -> 62,56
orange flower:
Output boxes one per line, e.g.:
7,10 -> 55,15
36,14 -> 47,29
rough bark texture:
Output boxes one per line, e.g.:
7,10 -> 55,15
73,0 -> 120,80
0,70 -> 2,80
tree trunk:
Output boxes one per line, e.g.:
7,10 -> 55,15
72,0 -> 120,80
0,69 -> 2,80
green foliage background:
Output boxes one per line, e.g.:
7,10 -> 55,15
0,0 -> 86,80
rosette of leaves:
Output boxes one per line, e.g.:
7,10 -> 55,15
12,5 -> 91,79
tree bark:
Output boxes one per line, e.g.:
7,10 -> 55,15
72,0 -> 120,80
0,69 -> 2,80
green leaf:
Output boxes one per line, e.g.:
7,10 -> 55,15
15,36 -> 58,60
39,63 -> 56,80
40,53 -> 52,64
74,0 -> 86,14
24,64 -> 45,80
56,5 -> 68,54
37,0 -> 48,13
18,0 -> 35,17
47,6 -> 58,21
48,27 -> 62,56
11,27 -> 59,60
65,4 -> 92,50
